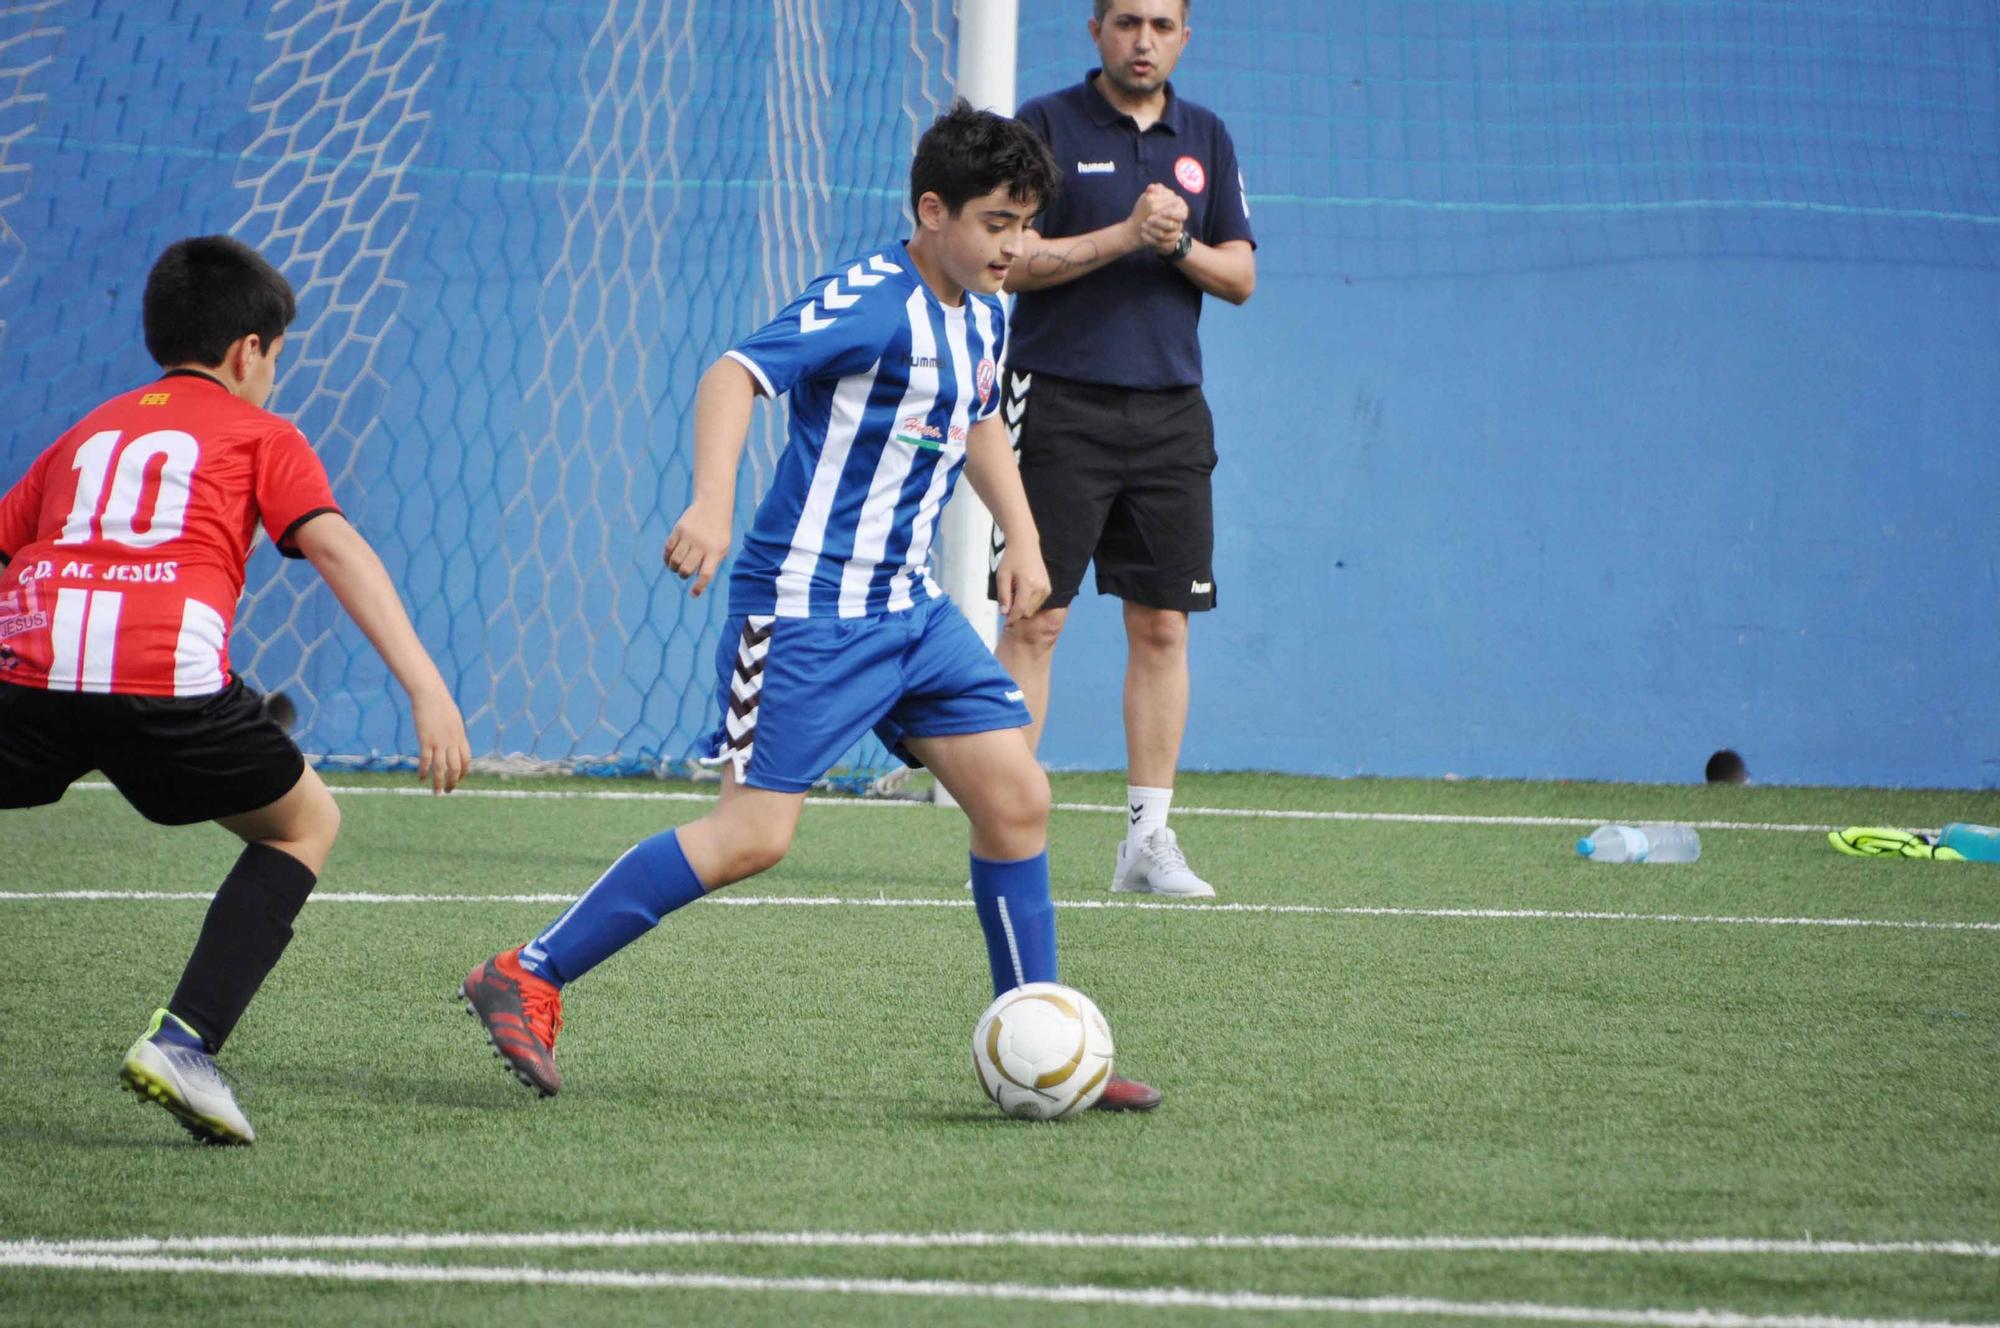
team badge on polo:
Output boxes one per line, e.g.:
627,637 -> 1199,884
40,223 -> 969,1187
977,358 -> 996,410
1174,156 -> 1206,193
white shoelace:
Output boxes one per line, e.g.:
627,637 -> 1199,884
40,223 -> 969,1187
1144,832 -> 1192,875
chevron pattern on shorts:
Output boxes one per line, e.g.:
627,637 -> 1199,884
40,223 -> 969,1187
719,616 -> 775,777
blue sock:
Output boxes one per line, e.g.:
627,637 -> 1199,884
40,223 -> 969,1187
969,851 -> 1058,998
519,830 -> 707,985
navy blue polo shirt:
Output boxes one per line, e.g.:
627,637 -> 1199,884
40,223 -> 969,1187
1008,71 -> 1255,391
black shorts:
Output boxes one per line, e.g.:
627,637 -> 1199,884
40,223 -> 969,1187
994,371 -> 1218,613
0,678 -> 304,826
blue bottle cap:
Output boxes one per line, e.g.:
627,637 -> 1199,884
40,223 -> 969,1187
1576,837 -> 1594,857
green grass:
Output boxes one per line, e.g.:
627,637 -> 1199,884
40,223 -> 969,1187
2,771 -> 1996,1326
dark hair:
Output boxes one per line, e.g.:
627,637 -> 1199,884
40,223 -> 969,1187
142,235 -> 296,368
909,100 -> 1060,218
1094,0 -> 1190,20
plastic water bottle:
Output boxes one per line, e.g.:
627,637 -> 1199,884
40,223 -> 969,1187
1576,823 -> 1702,863
1938,823 -> 2000,863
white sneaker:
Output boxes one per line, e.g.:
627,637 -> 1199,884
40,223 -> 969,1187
119,1009 -> 256,1145
1111,827 -> 1215,897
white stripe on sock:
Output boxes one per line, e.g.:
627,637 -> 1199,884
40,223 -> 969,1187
993,896 -> 1026,988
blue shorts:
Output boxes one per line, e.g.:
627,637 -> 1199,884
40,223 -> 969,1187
700,596 -> 1031,793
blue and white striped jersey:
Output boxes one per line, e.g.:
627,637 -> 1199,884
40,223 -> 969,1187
723,242 -> 1007,619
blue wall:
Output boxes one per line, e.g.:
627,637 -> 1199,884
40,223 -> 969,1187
3,2 -> 1996,786
1016,2 -> 2000,787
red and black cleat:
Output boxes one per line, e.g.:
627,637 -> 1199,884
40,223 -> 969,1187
461,948 -> 564,1098
1092,1073 -> 1163,1112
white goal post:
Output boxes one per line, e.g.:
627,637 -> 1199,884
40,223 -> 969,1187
935,0 -> 1017,654
930,0 -> 1019,804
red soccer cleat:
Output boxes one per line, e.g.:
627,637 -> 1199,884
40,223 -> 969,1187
1092,1073 -> 1162,1112
461,948 -> 564,1097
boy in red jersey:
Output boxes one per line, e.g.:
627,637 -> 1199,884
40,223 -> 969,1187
0,235 -> 471,1145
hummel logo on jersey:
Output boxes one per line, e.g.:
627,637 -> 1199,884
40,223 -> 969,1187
140,393 -> 171,406
1077,160 -> 1115,174
907,354 -> 939,368
1190,580 -> 1213,594
1005,689 -> 1025,702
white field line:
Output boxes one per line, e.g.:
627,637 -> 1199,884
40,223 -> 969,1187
16,1229 -> 1998,1259
0,1250 -> 1993,1328
0,890 -> 1993,934
65,780 -> 1850,834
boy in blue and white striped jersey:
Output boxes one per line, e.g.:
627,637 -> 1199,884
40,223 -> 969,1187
461,102 -> 1162,1114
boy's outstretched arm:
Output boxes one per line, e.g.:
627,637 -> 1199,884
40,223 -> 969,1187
294,513 -> 471,793
663,355 -> 761,597
961,413 -> 1050,625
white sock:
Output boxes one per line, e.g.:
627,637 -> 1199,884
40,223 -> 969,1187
1126,785 -> 1173,846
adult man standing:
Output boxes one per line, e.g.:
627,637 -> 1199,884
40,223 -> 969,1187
996,0 -> 1255,897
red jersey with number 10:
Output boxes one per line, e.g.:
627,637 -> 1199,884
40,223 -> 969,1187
0,371 -> 340,697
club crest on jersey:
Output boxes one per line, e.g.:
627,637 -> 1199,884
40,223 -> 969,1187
976,358 -> 996,409
1174,156 -> 1207,194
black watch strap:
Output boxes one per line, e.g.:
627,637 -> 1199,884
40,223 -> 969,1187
1167,231 -> 1193,262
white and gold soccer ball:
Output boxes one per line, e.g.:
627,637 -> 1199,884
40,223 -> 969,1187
971,982 -> 1114,1120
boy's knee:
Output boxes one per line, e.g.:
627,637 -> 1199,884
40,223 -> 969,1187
1019,764 -> 1052,825
736,835 -> 791,879
314,786 -> 343,842
979,763 -> 1050,843
287,781 -> 339,858
715,820 -> 795,882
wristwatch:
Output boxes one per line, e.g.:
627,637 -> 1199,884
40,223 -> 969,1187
1166,231 -> 1192,262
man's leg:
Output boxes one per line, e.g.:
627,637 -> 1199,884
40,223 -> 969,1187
994,605 -> 1070,755
993,371 -> 1116,755
1122,601 -> 1189,792
465,770 -> 806,1097
1112,601 -> 1212,897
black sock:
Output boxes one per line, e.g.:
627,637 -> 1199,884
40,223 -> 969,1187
168,843 -> 318,1053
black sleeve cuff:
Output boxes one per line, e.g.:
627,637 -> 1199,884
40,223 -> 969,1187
278,507 -> 343,558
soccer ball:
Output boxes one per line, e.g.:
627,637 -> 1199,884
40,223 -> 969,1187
971,982 -> 1114,1120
